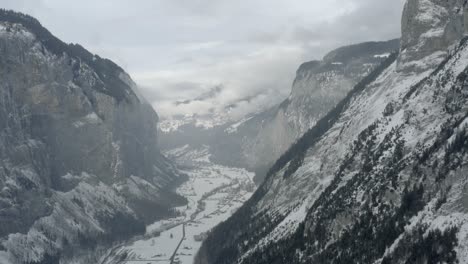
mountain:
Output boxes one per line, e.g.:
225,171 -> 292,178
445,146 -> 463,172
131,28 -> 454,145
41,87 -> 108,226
160,39 -> 400,183
0,10 -> 186,264
195,0 -> 468,263
228,39 -> 400,182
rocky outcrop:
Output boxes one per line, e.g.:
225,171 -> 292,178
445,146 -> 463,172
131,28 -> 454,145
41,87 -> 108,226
0,10 -> 185,264
196,0 -> 468,263
398,0 -> 468,72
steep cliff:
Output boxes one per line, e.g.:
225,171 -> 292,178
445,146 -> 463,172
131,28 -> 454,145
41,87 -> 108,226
398,0 -> 467,72
0,10 -> 185,264
233,39 -> 400,182
196,0 -> 468,263
160,40 -> 399,184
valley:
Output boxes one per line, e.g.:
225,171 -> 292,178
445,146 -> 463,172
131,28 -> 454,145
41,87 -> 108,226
100,146 -> 255,264
2,1 -> 468,263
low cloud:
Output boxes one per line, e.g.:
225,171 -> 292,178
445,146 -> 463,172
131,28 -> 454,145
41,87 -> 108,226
134,43 -> 305,118
3,0 -> 406,119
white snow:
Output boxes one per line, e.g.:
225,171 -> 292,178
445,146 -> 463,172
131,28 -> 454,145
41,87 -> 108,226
99,146 -> 255,264
421,28 -> 445,39
225,116 -> 253,134
73,112 -> 101,128
85,112 -> 100,123
159,113 -> 233,133
415,0 -> 448,25
457,221 -> 468,264
236,34 -> 468,261
374,53 -> 391,58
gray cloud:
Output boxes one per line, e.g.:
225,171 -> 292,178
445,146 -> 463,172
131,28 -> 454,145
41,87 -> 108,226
0,0 -> 406,119
175,85 -> 223,105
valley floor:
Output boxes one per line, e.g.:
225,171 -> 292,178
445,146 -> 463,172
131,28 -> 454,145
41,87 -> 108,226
100,146 -> 255,264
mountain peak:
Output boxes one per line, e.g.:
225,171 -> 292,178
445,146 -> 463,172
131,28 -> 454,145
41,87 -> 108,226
0,9 -> 136,102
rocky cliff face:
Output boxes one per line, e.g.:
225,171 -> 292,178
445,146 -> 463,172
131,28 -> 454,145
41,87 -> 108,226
398,0 -> 467,72
0,10 -> 185,264
236,40 -> 399,182
196,0 -> 468,263
160,40 -> 399,184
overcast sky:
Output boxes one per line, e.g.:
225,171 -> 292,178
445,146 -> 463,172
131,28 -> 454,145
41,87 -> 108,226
1,0 -> 405,119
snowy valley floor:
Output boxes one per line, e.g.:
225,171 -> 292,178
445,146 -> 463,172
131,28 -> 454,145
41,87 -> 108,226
99,146 -> 255,264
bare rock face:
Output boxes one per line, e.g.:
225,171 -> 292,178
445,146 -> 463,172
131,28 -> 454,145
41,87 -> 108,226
398,0 -> 467,72
0,10 -> 185,264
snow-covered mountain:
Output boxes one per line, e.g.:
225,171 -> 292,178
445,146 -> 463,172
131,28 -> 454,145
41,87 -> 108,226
196,0 -> 468,263
158,85 -> 280,133
234,39 -> 400,182
0,10 -> 186,264
160,40 -> 400,183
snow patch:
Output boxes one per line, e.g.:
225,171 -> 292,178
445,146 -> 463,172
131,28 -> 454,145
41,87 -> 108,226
374,53 -> 391,58
225,116 -> 253,134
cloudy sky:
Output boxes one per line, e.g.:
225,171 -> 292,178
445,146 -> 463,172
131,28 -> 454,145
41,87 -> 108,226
1,0 -> 405,119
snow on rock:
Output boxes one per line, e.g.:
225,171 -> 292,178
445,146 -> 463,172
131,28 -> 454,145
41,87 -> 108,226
195,2 -> 468,262
99,146 -> 255,264
0,11 -> 184,264
398,0 -> 467,72
225,116 -> 254,134
374,53 -> 391,58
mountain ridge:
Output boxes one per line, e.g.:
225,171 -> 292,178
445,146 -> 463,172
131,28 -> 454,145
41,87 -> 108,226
0,9 -> 137,102
0,10 -> 186,264
195,0 -> 468,263
160,39 -> 400,184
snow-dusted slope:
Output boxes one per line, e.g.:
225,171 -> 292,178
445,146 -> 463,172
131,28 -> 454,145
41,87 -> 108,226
160,40 -> 399,183
99,145 -> 255,264
237,40 -> 399,182
196,1 -> 468,263
0,10 -> 185,264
